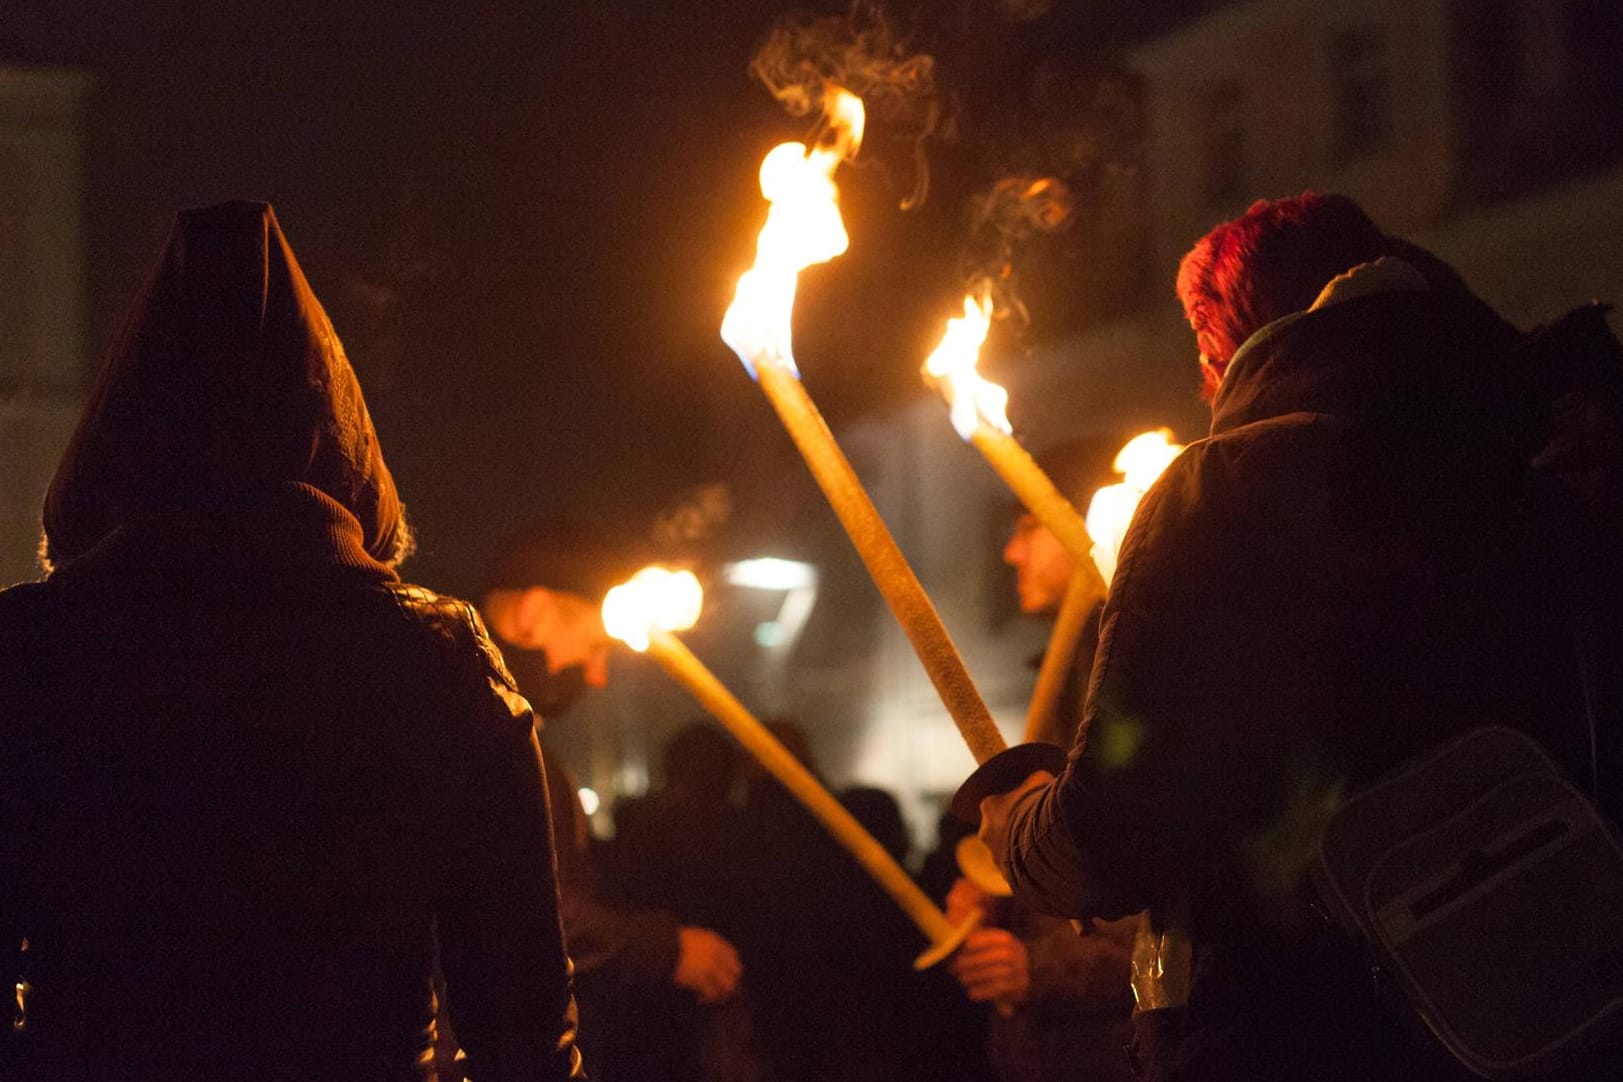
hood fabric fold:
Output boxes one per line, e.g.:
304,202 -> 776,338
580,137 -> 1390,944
1210,270 -> 1520,440
42,201 -> 405,571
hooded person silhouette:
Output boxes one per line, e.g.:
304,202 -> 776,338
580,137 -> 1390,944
40,200 -> 406,574
1,202 -> 584,1081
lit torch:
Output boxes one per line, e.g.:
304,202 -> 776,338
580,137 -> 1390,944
720,85 -> 1006,766
921,289 -> 1108,603
1085,429 -> 1185,587
1021,432 -> 1182,743
604,566 -> 978,969
922,287 -> 1106,824
1021,572 -> 1098,744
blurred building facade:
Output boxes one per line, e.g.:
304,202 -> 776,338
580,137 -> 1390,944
1132,0 -> 1623,326
0,63 -> 90,587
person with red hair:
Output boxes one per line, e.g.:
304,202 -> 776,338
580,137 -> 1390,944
971,193 -> 1620,1080
1175,193 -> 1389,401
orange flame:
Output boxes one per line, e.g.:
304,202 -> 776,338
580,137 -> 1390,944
602,567 -> 705,653
1084,430 -> 1185,586
921,289 -> 1009,440
721,86 -> 866,379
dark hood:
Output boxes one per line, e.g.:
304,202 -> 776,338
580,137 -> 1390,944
1211,286 -> 1521,440
42,201 -> 404,570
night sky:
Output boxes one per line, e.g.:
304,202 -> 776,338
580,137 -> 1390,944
4,0 -> 1214,595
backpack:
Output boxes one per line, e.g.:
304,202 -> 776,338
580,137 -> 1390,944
1311,303 -> 1623,1079
1314,726 -> 1623,1079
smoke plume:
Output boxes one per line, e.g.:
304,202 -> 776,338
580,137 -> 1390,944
961,175 -> 1075,328
749,2 -> 940,208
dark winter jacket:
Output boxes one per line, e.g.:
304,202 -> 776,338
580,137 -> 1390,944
1003,261 -> 1608,1080
540,746 -> 684,1080
0,203 -> 582,1081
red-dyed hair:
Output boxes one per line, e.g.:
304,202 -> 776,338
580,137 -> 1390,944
1177,193 -> 1388,400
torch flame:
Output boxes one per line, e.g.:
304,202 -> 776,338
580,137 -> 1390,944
1113,430 -> 1184,490
922,290 -> 1009,440
1085,429 -> 1185,587
721,86 -> 866,380
602,567 -> 705,653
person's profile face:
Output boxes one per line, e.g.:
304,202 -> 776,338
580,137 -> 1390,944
1002,514 -> 1075,616
532,591 -> 612,689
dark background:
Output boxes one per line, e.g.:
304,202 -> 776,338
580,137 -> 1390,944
2,0 -> 1212,594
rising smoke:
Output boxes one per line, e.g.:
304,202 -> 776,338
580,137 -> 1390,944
748,2 -> 1147,339
748,2 -> 940,209
960,175 -> 1075,328
652,483 -> 733,557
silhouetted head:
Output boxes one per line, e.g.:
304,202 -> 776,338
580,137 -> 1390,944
42,201 -> 409,572
662,721 -> 741,796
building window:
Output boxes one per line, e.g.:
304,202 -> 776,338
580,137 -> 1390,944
1327,26 -> 1393,168
1201,80 -> 1246,210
